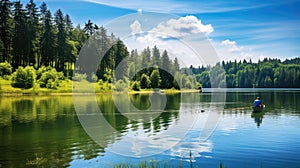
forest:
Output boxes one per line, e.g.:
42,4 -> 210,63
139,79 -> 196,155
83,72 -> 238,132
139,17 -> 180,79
191,58 -> 300,88
0,0 -> 299,91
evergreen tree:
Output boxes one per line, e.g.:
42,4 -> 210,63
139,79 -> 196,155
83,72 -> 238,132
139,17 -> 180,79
150,68 -> 161,88
0,0 -> 12,62
54,9 -> 67,71
12,1 -> 27,68
152,45 -> 160,66
26,0 -> 39,66
174,57 -> 180,71
84,19 -> 94,37
40,9 -> 56,66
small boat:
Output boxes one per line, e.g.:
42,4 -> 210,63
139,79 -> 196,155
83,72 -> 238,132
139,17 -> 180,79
252,105 -> 265,113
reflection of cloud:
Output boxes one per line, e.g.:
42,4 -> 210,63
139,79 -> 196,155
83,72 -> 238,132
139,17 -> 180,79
170,140 -> 213,158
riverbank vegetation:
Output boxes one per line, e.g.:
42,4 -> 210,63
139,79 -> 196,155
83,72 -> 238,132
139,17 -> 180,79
0,0 -> 299,95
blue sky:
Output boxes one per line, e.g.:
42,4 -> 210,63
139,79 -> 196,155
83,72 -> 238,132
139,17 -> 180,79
25,0 -> 300,63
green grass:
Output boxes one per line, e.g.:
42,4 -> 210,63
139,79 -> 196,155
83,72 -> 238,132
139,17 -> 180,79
0,79 -> 200,96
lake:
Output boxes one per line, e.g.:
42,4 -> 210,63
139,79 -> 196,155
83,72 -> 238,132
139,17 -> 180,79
0,89 -> 300,167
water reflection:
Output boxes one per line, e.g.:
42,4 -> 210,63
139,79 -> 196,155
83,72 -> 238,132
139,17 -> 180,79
0,96 -> 101,167
0,89 -> 299,167
251,112 -> 264,127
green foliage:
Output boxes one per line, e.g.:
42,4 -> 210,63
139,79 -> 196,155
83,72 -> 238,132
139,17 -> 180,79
36,66 -> 53,80
140,74 -> 151,89
72,73 -> 87,81
193,58 -> 300,88
131,81 -> 140,91
11,66 -> 36,89
114,80 -> 127,92
38,67 -> 64,89
150,69 -> 161,88
0,62 -> 12,77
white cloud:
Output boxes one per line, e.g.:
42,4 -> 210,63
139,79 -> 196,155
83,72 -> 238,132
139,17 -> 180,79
152,16 -> 214,38
132,16 -> 214,46
130,20 -> 142,36
221,39 -> 242,52
125,16 -> 219,66
215,39 -> 256,62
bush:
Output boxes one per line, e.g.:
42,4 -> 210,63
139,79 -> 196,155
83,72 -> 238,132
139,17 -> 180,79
36,66 -> 53,80
114,80 -> 127,92
72,73 -> 87,81
0,62 -> 12,78
131,81 -> 140,91
140,74 -> 151,89
11,66 -> 36,89
38,68 -> 64,89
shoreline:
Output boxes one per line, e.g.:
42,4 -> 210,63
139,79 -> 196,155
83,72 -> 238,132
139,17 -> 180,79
0,89 -> 201,96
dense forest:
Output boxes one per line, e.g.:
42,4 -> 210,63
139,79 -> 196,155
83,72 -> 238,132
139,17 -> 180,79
0,0 -> 299,90
190,58 -> 300,88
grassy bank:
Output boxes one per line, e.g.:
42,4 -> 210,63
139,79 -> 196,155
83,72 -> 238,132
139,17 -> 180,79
0,79 -> 200,96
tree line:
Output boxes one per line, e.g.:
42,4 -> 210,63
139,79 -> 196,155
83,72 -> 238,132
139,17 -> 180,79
0,0 -> 100,72
192,58 -> 300,88
1,0 -> 298,89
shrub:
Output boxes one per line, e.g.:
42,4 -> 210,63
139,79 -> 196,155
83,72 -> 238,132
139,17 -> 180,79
72,73 -> 87,81
11,66 -> 36,89
36,66 -> 53,80
38,68 -> 63,89
114,80 -> 127,92
131,81 -> 140,91
0,62 -> 12,78
140,74 -> 151,89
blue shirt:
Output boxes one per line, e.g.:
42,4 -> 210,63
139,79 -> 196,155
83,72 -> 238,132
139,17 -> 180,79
254,99 -> 262,107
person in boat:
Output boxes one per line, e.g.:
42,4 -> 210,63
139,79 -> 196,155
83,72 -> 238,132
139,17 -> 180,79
253,97 -> 264,107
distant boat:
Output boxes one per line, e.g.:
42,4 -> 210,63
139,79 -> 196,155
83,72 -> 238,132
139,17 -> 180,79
252,105 -> 265,113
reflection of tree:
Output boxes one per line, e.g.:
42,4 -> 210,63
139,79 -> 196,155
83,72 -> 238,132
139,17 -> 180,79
98,93 -> 181,133
0,96 -> 103,167
251,112 -> 264,127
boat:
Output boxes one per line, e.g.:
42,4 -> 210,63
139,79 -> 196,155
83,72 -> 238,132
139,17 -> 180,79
252,105 -> 265,113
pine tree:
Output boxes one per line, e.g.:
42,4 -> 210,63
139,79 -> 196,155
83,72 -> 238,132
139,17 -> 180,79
54,9 -> 67,71
0,0 -> 12,62
26,0 -> 39,66
152,45 -> 160,67
12,1 -> 27,68
40,9 -> 56,66
150,68 -> 161,88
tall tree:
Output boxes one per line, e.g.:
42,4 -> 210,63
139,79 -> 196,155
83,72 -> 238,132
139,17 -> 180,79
174,57 -> 180,71
40,10 -> 56,66
54,9 -> 67,71
26,0 -> 39,66
65,14 -> 73,35
150,68 -> 161,88
160,50 -> 173,88
84,19 -> 94,37
0,0 -> 12,62
152,45 -> 160,67
12,1 -> 27,68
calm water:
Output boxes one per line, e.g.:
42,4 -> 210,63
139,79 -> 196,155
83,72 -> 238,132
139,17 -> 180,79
0,89 -> 300,167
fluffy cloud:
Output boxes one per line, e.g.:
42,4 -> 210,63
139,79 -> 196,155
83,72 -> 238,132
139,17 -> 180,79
216,39 -> 255,61
130,20 -> 142,36
153,15 -> 214,38
125,16 -> 218,66
221,39 -> 242,52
